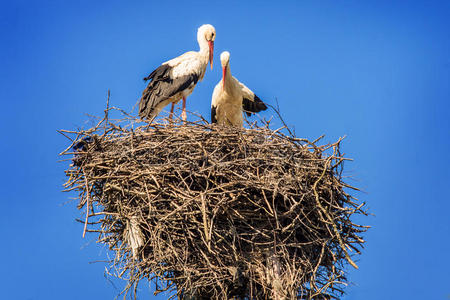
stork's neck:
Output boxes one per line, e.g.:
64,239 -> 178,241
222,63 -> 233,91
198,38 -> 210,58
223,63 -> 231,79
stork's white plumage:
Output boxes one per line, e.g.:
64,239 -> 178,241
211,51 -> 267,126
139,24 -> 216,121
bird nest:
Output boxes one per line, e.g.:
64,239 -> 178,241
60,107 -> 368,300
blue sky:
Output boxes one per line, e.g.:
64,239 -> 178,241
1,0 -> 449,299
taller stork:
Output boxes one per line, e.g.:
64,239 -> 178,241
139,24 -> 216,121
211,51 -> 267,127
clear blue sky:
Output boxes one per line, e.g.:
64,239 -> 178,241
1,1 -> 449,299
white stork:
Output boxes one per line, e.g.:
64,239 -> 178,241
139,24 -> 216,121
211,51 -> 267,126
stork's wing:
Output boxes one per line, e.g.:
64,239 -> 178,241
139,54 -> 202,119
210,83 -> 221,123
211,105 -> 217,124
239,82 -> 268,116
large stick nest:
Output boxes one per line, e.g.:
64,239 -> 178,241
61,107 -> 368,299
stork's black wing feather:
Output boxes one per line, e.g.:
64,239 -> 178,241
211,105 -> 217,123
143,64 -> 171,82
242,94 -> 268,116
139,64 -> 199,119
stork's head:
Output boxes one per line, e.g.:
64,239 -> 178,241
198,24 -> 216,69
220,51 -> 230,90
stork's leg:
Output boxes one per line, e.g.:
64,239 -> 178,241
169,102 -> 175,121
181,97 -> 187,121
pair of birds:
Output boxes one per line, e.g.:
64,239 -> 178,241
138,24 -> 267,127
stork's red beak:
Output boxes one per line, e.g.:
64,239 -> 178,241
222,66 -> 227,90
208,40 -> 214,69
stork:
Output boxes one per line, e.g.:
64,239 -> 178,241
211,51 -> 267,127
139,24 -> 216,121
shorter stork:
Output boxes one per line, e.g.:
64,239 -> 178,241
211,51 -> 267,127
